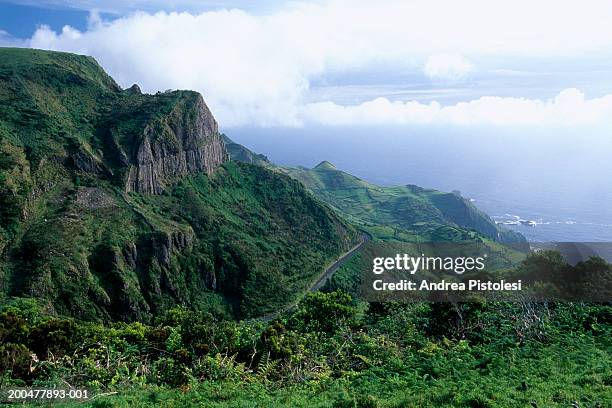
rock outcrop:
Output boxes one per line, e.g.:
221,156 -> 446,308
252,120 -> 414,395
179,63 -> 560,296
125,94 -> 229,194
1,48 -> 358,322
151,230 -> 194,268
69,144 -> 106,175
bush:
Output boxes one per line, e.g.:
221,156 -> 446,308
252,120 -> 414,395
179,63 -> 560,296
29,318 -> 78,357
290,291 -> 358,333
0,309 -> 29,344
150,356 -> 192,387
0,343 -> 33,380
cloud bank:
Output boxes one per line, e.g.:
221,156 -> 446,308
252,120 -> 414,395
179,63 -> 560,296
301,89 -> 612,126
23,0 -> 612,127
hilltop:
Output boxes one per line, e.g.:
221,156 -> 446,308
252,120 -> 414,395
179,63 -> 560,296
313,160 -> 337,170
0,48 -> 357,320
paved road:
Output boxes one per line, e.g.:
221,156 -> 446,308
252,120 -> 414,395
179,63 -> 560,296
252,233 -> 370,323
309,233 -> 370,292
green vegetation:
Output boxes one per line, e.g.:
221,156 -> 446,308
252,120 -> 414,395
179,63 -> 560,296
1,48 -> 610,407
1,276 -> 610,407
137,161 -> 357,318
282,161 -> 526,245
321,238 -> 526,296
0,47 -> 357,321
226,146 -> 530,295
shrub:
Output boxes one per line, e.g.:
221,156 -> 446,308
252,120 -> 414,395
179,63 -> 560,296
0,343 -> 33,380
290,291 -> 358,333
29,318 -> 78,358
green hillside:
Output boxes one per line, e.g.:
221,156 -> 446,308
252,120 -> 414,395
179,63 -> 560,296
219,137 -> 525,245
282,161 -> 526,245
223,134 -> 271,165
222,139 -> 529,295
0,47 -> 357,321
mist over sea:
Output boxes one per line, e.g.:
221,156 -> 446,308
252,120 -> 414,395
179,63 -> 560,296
227,125 -> 612,243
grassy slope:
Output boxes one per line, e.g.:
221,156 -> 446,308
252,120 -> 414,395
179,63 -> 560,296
282,161 -> 525,245
62,334 -> 609,408
0,48 -> 357,321
224,139 -> 529,293
222,134 -> 271,166
220,139 -> 526,246
136,161 -> 357,318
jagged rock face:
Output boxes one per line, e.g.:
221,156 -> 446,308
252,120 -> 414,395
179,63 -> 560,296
151,230 -> 194,268
70,146 -> 105,174
125,95 -> 229,194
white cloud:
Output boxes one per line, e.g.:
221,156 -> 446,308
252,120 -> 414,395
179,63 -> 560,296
423,54 -> 473,82
23,0 -> 612,127
300,89 -> 612,127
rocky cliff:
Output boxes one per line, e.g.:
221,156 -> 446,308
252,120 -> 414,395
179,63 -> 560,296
125,94 -> 228,194
0,48 -> 357,321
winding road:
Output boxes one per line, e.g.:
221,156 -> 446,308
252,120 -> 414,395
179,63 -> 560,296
253,233 -> 370,323
309,233 -> 370,292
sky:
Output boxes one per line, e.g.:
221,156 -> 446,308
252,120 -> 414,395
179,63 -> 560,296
3,0 -> 612,129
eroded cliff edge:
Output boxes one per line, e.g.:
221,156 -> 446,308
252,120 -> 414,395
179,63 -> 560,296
123,92 -> 229,194
0,48 -> 357,321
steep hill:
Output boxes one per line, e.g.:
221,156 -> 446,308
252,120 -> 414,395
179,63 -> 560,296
0,48 -> 357,321
210,141 -> 529,295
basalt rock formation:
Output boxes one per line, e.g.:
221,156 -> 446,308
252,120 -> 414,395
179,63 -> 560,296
124,94 -> 228,194
0,47 -> 357,321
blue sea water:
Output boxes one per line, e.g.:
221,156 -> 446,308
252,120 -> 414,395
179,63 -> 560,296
227,125 -> 612,243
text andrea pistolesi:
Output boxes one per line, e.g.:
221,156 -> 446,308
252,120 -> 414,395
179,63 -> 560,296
371,254 -> 522,292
